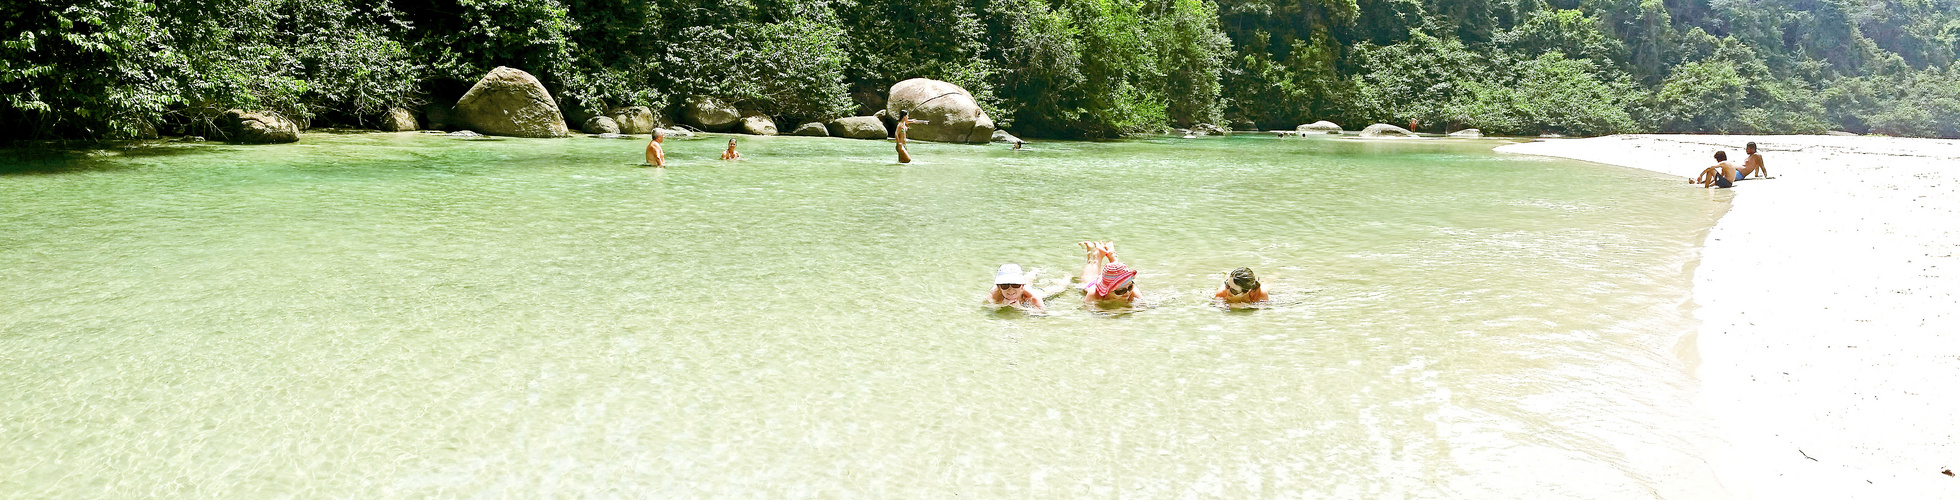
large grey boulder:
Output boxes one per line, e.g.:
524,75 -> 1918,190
1296,121 -> 1341,133
683,96 -> 741,132
1191,123 -> 1228,136
217,109 -> 300,143
454,66 -> 570,138
991,129 -> 1022,144
885,78 -> 995,143
1447,128 -> 1483,138
741,115 -> 779,135
608,106 -> 662,134
826,116 -> 889,140
1360,123 -> 1419,138
583,116 -> 620,134
379,107 -> 418,131
792,122 -> 828,137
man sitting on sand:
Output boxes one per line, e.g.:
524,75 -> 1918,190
1214,267 -> 1269,306
1691,151 -> 1737,188
1079,241 -> 1140,307
1735,142 -> 1770,180
645,129 -> 666,167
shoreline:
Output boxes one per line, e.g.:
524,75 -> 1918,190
1496,135 -> 1960,498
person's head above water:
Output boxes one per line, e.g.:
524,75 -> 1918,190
1714,151 -> 1727,162
652,128 -> 664,141
1098,262 -> 1137,296
1225,267 -> 1260,295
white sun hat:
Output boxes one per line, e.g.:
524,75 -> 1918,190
994,264 -> 1029,285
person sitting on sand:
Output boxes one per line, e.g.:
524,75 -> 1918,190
1691,151 -> 1737,188
1735,142 -> 1770,180
645,129 -> 666,167
1214,267 -> 1269,305
1079,241 -> 1140,307
895,109 -> 927,163
720,138 -> 742,160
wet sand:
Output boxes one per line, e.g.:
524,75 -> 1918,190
1497,135 -> 1960,498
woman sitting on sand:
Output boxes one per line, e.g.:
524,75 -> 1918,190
1079,241 -> 1140,308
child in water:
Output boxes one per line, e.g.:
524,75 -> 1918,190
1214,267 -> 1269,306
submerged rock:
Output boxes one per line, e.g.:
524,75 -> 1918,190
886,78 -> 995,143
1359,123 -> 1419,138
1190,123 -> 1228,136
454,66 -> 570,138
1297,121 -> 1341,133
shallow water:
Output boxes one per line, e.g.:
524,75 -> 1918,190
1,132 -> 1729,497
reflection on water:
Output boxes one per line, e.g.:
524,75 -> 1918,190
1,133 -> 1727,497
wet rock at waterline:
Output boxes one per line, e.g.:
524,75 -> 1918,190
1189,123 -> 1228,136
379,107 -> 419,132
683,96 -> 741,132
885,78 -> 995,143
608,106 -> 662,134
826,116 -> 889,140
742,115 -> 779,136
1360,123 -> 1420,138
454,67 -> 570,138
216,109 -> 300,143
1297,121 -> 1341,133
792,122 -> 829,137
583,116 -> 620,135
991,129 -> 1022,144
1448,129 -> 1483,138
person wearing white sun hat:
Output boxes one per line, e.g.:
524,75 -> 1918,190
987,264 -> 1044,310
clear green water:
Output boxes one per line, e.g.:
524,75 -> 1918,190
2,132 -> 1728,497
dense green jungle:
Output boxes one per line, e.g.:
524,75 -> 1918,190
6,0 -> 1960,141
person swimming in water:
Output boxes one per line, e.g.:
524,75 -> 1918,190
1214,267 -> 1269,306
645,129 -> 666,167
894,109 -> 927,163
986,263 -> 1063,311
720,138 -> 742,160
1078,241 -> 1139,308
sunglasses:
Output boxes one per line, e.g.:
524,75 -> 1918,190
997,283 -> 1023,290
1109,285 -> 1133,296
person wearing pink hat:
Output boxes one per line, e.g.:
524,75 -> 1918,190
1078,241 -> 1139,307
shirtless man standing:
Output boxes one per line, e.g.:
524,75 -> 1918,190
645,129 -> 666,167
1734,142 -> 1770,180
1691,151 -> 1737,188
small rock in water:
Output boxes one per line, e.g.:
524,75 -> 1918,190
447,130 -> 484,138
590,133 -> 625,139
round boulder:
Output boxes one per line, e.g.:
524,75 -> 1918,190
217,109 -> 300,143
379,107 -> 419,132
1360,123 -> 1420,138
454,66 -> 570,138
608,106 -> 661,134
1447,128 -> 1483,138
741,115 -> 778,136
583,116 -> 620,134
1296,121 -> 1341,133
683,96 -> 741,132
792,122 -> 828,137
885,78 -> 995,143
826,116 -> 889,140
991,129 -> 1022,144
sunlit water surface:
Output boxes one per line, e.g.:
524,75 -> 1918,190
1,132 -> 1730,497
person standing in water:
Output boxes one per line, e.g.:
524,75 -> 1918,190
645,129 -> 666,167
894,109 -> 927,163
720,138 -> 742,160
1079,241 -> 1139,307
1735,142 -> 1770,180
1214,267 -> 1269,305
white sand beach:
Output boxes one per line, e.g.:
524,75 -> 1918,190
1497,135 -> 1960,498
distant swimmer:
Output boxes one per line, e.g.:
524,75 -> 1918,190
1691,151 -> 1737,188
645,129 -> 666,167
895,109 -> 928,163
1735,142 -> 1771,180
1214,267 -> 1270,306
1078,241 -> 1139,307
721,138 -> 742,160
1012,139 -> 1025,150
